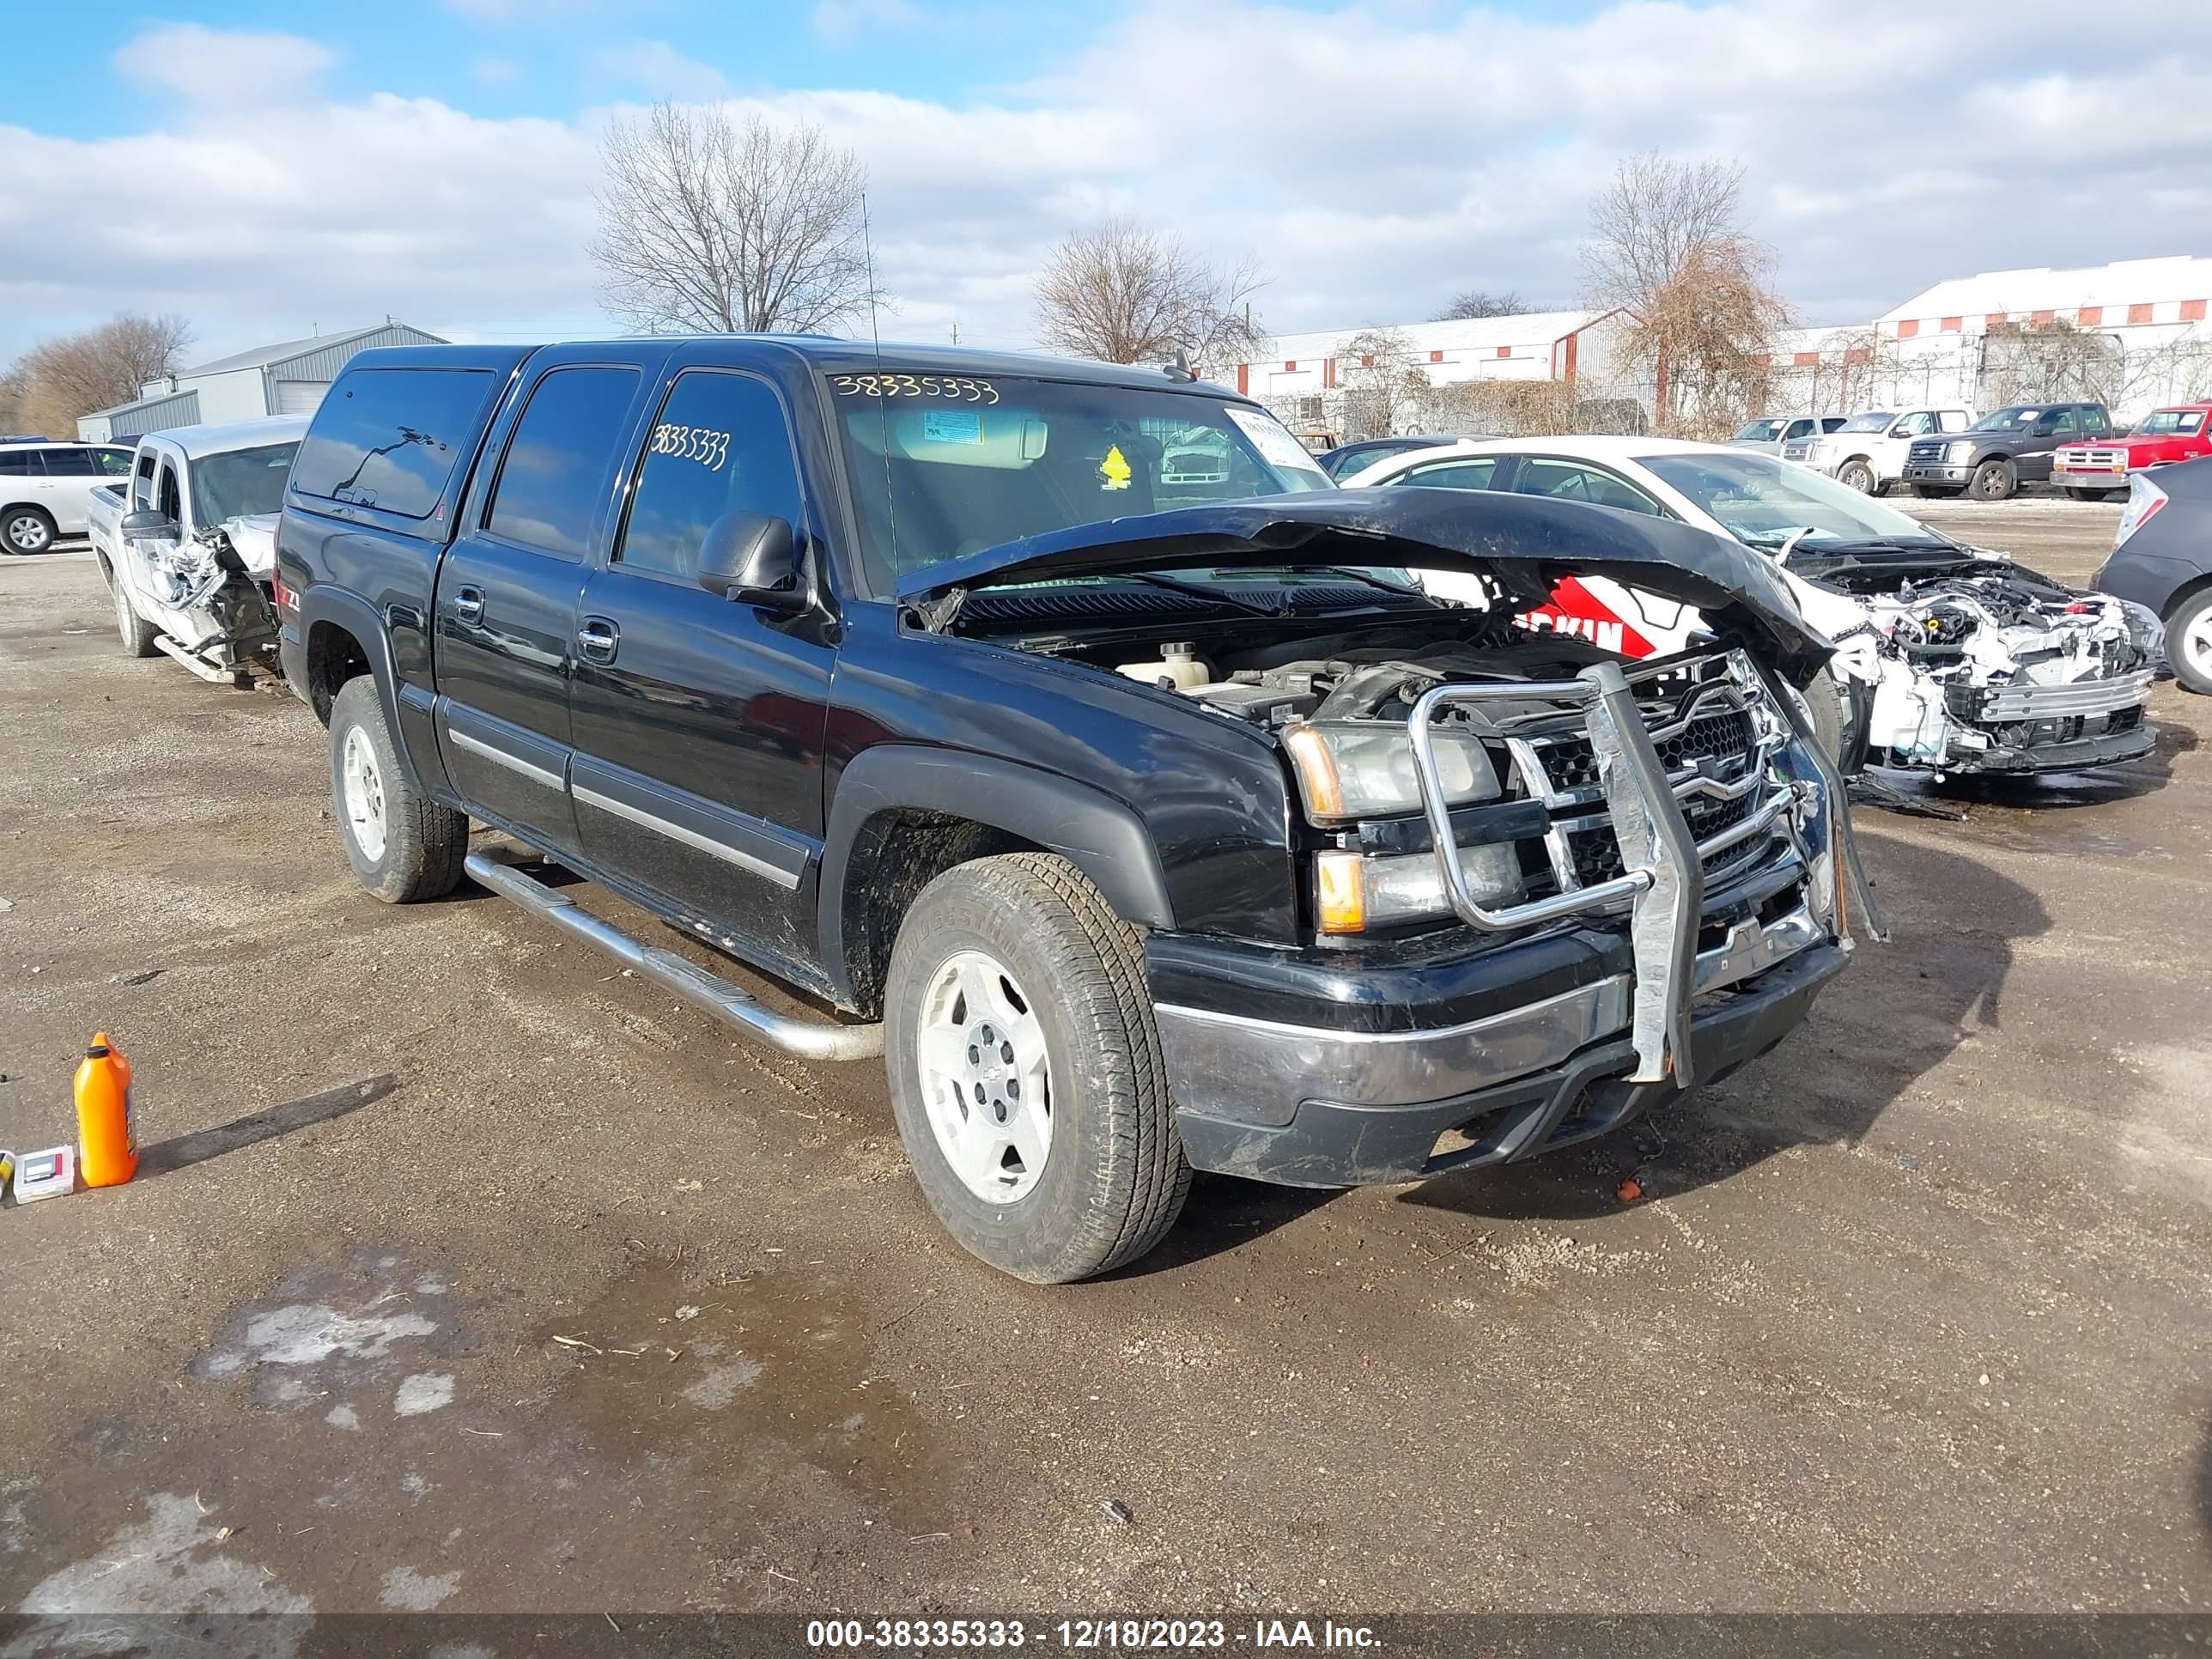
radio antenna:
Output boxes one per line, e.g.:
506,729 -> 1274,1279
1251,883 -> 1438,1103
861,190 -> 897,576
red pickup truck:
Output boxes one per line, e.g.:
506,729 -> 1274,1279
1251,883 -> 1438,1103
2051,404 -> 2212,500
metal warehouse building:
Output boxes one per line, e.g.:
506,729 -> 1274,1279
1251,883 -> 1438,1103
76,319 -> 447,441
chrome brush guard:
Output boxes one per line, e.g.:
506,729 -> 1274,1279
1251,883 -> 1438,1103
1408,653 -> 1883,1090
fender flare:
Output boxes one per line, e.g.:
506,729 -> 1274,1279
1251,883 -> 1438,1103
295,586 -> 427,793
817,745 -> 1176,1005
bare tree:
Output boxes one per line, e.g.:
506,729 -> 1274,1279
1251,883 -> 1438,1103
591,103 -> 878,335
1434,289 -> 1532,321
1035,217 -> 1267,368
7,313 -> 192,438
1582,152 -> 1791,434
1334,327 -> 1430,437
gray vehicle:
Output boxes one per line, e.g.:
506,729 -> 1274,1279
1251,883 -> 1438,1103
1903,402 -> 2120,501
2096,455 -> 2212,694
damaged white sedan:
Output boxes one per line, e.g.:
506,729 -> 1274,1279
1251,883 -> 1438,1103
1346,437 -> 2161,778
86,416 -> 307,686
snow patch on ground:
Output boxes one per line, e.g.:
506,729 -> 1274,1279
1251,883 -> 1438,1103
199,1304 -> 436,1379
9,1492 -> 310,1656
378,1565 -> 459,1610
682,1358 -> 762,1409
393,1374 -> 454,1416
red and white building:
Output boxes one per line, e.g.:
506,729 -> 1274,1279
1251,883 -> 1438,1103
1206,307 -> 1639,433
1762,255 -> 2212,421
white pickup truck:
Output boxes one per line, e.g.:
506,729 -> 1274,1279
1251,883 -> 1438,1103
86,417 -> 307,684
1782,405 -> 1973,494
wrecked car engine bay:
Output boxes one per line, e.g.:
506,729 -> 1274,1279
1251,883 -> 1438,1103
1802,549 -> 2159,775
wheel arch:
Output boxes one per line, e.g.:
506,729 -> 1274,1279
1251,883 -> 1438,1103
819,747 -> 1175,1014
297,587 -> 432,795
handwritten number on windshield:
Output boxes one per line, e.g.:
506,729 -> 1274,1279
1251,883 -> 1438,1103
832,374 -> 999,404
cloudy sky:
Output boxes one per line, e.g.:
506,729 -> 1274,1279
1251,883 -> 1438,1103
4,0 -> 2209,368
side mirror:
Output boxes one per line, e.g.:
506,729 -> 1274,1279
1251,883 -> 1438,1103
696,513 -> 806,613
120,508 -> 179,541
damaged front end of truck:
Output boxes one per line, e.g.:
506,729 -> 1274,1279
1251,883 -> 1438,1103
901,490 -> 1883,1188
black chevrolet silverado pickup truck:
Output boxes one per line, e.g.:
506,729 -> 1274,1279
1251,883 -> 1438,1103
275,337 -> 1880,1282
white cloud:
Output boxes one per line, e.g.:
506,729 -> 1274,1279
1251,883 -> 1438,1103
605,40 -> 730,100
812,0 -> 917,46
112,23 -> 336,102
472,56 -> 521,88
10,3 -> 2212,368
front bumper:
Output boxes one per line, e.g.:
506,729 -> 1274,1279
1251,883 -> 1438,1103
1923,670 -> 2158,773
2051,463 -> 2130,489
1171,940 -> 1848,1187
1903,464 -> 1972,489
1152,651 -> 1877,1189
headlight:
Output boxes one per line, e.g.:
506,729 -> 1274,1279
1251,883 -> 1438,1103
1315,842 -> 1526,934
1945,440 -> 1975,462
2115,598 -> 2164,658
1282,720 -> 1498,822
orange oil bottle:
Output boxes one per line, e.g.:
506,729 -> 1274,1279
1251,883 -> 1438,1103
74,1032 -> 137,1188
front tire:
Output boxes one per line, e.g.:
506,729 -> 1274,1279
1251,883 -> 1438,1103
885,852 -> 1190,1284
108,563 -> 159,657
2167,587 -> 2212,696
328,676 -> 468,902
1793,667 -> 1857,772
3,507 -> 55,556
1970,458 -> 2017,501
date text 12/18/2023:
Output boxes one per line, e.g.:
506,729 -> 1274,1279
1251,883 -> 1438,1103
805,1619 -> 1382,1650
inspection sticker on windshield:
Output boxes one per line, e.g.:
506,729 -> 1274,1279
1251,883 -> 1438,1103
1225,405 -> 1318,471
922,410 -> 983,445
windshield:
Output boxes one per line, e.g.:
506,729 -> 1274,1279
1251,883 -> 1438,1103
192,442 -> 300,523
1732,419 -> 1787,443
832,372 -> 1332,591
1837,411 -> 1895,434
1969,406 -> 2044,431
2135,409 -> 2206,437
1637,449 -> 1951,550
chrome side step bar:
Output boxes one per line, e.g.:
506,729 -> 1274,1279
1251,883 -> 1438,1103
463,853 -> 885,1062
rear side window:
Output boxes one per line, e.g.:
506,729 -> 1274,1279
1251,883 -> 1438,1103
1395,457 -> 1500,492
39,447 -> 97,475
485,367 -> 642,560
292,367 -> 496,520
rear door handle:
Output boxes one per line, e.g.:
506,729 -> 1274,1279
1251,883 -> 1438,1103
577,617 -> 619,663
453,586 -> 484,626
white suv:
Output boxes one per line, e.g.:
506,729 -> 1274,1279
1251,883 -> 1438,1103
1,441 -> 137,554
1784,407 -> 1972,495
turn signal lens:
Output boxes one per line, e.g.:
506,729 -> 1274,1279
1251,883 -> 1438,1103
1282,724 -> 1345,819
1315,850 -> 1365,934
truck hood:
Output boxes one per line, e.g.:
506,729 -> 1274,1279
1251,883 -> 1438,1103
894,489 -> 1835,680
2064,433 -> 2183,453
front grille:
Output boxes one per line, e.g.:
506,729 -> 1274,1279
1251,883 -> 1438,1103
1907,440 -> 1948,465
1565,788 -> 1762,888
1508,659 -> 1789,899
1534,705 -> 1757,796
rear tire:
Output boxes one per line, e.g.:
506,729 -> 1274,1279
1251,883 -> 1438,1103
884,852 -> 1191,1284
3,506 -> 55,556
1837,459 -> 1876,495
328,676 -> 468,903
2166,586 -> 2212,696
107,562 -> 159,657
1969,458 -> 2017,501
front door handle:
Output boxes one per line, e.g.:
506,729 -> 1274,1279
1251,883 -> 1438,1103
453,586 -> 484,626
577,617 -> 619,663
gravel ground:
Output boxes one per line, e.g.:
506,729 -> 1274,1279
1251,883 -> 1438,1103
1,501 -> 2206,1629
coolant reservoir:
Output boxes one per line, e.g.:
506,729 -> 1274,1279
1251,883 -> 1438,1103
1115,642 -> 1210,690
